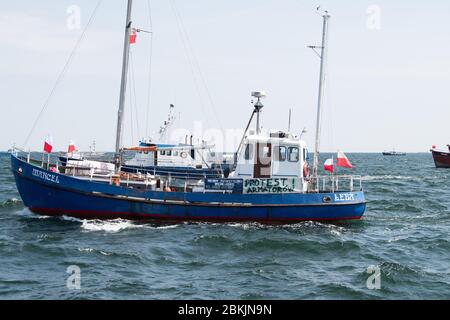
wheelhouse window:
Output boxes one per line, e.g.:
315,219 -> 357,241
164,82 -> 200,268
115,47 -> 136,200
173,151 -> 179,157
288,147 -> 299,162
275,146 -> 287,162
244,144 -> 253,160
160,150 -> 165,156
262,146 -> 270,158
167,150 -> 172,156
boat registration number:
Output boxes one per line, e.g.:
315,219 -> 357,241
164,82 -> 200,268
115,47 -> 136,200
334,193 -> 355,202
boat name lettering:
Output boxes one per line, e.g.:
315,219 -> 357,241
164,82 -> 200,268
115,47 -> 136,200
244,178 -> 296,194
334,193 -> 355,202
32,168 -> 60,184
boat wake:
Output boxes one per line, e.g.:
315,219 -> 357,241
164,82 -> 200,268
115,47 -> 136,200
16,208 -> 51,219
80,219 -> 143,233
78,218 -> 179,233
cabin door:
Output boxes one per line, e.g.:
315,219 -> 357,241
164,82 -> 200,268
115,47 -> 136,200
253,142 -> 272,178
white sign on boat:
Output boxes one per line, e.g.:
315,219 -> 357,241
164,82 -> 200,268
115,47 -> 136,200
243,178 -> 298,194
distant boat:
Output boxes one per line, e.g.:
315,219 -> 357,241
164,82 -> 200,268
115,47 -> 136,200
430,145 -> 450,168
382,150 -> 406,156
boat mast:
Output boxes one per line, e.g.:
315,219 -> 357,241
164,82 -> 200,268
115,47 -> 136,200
114,0 -> 134,170
312,11 -> 330,181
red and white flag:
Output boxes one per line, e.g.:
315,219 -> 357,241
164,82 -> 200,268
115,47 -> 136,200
129,28 -> 137,44
68,140 -> 76,153
43,137 -> 53,153
336,151 -> 352,168
324,158 -> 334,173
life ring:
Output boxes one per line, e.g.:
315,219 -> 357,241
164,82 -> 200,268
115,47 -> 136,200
180,152 -> 187,159
303,162 -> 310,178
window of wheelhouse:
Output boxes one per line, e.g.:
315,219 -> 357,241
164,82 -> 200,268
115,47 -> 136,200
160,150 -> 166,156
275,146 -> 287,162
244,144 -> 253,160
288,147 -> 299,162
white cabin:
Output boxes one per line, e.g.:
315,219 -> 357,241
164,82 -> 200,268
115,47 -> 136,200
232,130 -> 310,192
125,143 -> 216,169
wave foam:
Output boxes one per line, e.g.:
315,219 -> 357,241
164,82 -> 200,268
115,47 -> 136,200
16,208 -> 51,219
80,219 -> 142,233
1,198 -> 22,208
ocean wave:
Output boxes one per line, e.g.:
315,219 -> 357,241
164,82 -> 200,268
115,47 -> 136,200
78,247 -> 112,256
80,219 -> 143,233
79,219 -> 179,233
225,222 -> 267,230
361,175 -> 420,182
146,224 -> 179,230
60,215 -> 83,223
225,221 -> 350,234
16,208 -> 51,219
0,198 -> 22,208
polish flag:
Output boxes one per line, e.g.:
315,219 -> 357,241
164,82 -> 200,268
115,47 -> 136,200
324,158 -> 334,173
43,137 -> 53,153
68,141 -> 76,153
129,28 -> 137,44
336,151 -> 353,168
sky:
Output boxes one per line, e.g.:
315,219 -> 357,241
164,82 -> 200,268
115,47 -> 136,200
0,0 -> 449,152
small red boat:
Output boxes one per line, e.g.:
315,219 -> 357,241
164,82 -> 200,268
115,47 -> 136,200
430,145 -> 450,168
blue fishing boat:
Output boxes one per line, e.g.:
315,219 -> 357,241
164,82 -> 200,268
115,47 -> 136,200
10,4 -> 366,223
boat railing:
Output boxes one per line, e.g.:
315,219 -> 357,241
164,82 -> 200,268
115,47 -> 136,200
309,175 -> 362,193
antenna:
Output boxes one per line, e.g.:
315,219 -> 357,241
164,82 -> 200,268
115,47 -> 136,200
251,91 -> 266,134
288,108 -> 292,132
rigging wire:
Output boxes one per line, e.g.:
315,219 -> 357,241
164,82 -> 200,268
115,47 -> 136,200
169,0 -> 225,131
128,65 -> 135,146
324,28 -> 334,155
145,0 -> 154,137
170,2 -> 224,131
23,0 -> 104,148
129,51 -> 141,140
169,0 -> 211,128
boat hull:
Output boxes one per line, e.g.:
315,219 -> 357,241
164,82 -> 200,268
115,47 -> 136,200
11,155 -> 366,223
431,150 -> 450,168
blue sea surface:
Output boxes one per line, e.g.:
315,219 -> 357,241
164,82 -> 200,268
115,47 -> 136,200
0,152 -> 449,299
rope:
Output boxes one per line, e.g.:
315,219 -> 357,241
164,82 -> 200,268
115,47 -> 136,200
23,0 -> 103,148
